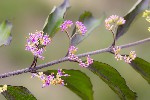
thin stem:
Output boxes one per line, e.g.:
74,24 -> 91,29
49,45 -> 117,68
30,56 -> 37,68
71,32 -> 78,39
0,37 -> 150,79
112,33 -> 116,46
110,27 -> 116,46
65,31 -> 71,40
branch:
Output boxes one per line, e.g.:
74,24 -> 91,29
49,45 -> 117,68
0,37 -> 150,79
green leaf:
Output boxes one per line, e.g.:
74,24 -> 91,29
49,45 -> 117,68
130,57 -> 150,84
43,0 -> 70,38
44,69 -> 93,100
115,0 -> 149,40
1,85 -> 36,100
0,20 -> 12,47
88,61 -> 136,100
71,11 -> 106,46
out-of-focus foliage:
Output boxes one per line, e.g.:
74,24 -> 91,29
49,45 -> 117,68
116,0 -> 149,40
0,20 -> 12,47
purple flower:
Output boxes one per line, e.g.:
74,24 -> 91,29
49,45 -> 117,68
68,46 -> 93,68
86,55 -> 93,65
31,69 -> 69,88
27,33 -> 39,44
68,46 -> 79,61
68,46 -> 78,54
60,20 -> 87,37
57,69 -> 69,77
75,21 -> 87,35
33,48 -> 44,60
25,31 -> 51,60
78,55 -> 93,67
60,20 -> 73,32
79,62 -> 88,67
42,34 -> 51,45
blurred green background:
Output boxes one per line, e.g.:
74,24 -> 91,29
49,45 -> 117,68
0,0 -> 150,100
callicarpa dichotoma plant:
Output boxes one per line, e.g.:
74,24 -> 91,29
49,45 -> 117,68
0,0 -> 150,100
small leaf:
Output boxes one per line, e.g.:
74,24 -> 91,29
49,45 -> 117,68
43,0 -> 70,38
44,69 -> 93,100
115,0 -> 149,40
88,61 -> 136,100
71,12 -> 106,46
130,57 -> 150,84
1,85 -> 36,100
0,20 -> 12,47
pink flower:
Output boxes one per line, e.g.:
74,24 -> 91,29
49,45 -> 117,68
113,46 -> 121,55
25,31 -> 51,59
75,21 -> 87,35
60,20 -> 87,36
86,55 -> 93,65
68,46 -> 93,67
113,46 -> 136,63
105,15 -> 126,31
31,69 -> 69,88
60,20 -> 73,32
115,54 -> 123,61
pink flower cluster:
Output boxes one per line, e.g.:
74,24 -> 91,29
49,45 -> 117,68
75,21 -> 87,35
68,46 -> 93,67
124,51 -> 136,63
113,46 -> 136,63
60,20 -> 87,35
60,20 -> 73,32
25,31 -> 51,60
31,69 -> 69,88
105,15 -> 126,31
79,55 -> 94,67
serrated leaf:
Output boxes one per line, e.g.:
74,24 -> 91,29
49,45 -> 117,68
115,0 -> 149,40
1,85 -> 36,100
88,61 -> 136,100
44,69 -> 93,100
0,20 -> 12,47
130,57 -> 150,84
43,0 -> 70,38
71,12 -> 106,46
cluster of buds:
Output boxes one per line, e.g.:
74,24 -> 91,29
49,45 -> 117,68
142,10 -> 150,31
31,69 -> 69,88
143,10 -> 150,22
105,15 -> 126,32
68,46 -> 93,67
60,20 -> 73,32
124,51 -> 136,63
113,46 -> 136,63
0,85 -> 7,93
60,20 -> 87,36
75,21 -> 87,35
25,31 -> 51,60
113,46 -> 123,61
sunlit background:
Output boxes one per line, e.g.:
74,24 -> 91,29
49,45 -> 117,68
0,0 -> 150,100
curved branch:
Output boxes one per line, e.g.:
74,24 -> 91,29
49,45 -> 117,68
0,37 -> 150,79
